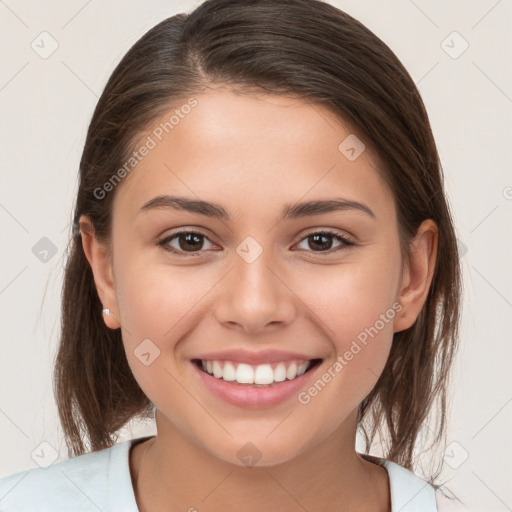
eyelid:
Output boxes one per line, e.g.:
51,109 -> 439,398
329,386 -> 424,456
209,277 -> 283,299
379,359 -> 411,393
298,228 -> 355,244
158,229 -> 218,256
158,228 -> 355,257
293,229 -> 355,254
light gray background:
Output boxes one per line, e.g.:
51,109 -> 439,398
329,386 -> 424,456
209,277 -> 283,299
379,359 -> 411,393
0,1 -> 511,510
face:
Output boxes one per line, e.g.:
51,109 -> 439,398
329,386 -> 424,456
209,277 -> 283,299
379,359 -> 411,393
88,89 -> 414,467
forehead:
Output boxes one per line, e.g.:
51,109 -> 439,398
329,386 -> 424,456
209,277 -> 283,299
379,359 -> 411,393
113,88 -> 392,221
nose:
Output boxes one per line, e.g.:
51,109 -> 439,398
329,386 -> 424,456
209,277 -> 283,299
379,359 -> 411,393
213,248 -> 297,334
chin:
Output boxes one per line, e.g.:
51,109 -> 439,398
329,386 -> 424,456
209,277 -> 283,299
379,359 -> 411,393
204,432 -> 314,470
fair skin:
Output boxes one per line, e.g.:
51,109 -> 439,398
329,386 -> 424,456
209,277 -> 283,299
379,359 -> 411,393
80,88 -> 437,511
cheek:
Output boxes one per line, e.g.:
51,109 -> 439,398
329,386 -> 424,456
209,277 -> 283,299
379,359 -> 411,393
290,248 -> 400,403
294,272 -> 396,436
295,249 -> 401,344
115,254 -> 201,341
113,261 -> 205,409
113,257 -> 221,390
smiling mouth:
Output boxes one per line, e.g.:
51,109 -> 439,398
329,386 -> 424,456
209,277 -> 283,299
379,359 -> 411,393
192,358 -> 323,387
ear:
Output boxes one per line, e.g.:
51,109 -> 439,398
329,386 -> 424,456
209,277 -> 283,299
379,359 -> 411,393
79,215 -> 120,330
393,219 -> 438,333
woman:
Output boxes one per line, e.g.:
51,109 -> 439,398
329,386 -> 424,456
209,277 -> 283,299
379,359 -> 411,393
0,1 -> 462,510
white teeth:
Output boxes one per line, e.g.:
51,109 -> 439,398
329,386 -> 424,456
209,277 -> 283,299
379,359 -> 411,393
297,362 -> 308,376
274,363 -> 287,382
254,364 -> 274,385
236,363 -> 254,384
212,361 -> 223,378
223,362 -> 236,381
199,359 -> 314,385
286,362 -> 298,380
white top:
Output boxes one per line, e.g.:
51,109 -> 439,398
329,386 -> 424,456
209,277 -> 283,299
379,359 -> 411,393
0,436 -> 440,511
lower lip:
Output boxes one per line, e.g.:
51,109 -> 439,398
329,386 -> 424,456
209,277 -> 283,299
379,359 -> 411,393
192,361 -> 321,409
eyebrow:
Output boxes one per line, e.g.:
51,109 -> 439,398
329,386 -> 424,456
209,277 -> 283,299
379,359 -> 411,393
138,195 -> 376,221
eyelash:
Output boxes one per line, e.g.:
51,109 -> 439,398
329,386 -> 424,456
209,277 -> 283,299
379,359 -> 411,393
157,229 -> 355,257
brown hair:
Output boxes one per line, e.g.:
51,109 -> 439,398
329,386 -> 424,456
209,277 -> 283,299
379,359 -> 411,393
55,0 -> 462,496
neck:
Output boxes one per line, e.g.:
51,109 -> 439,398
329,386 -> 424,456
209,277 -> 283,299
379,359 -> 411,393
131,410 -> 390,512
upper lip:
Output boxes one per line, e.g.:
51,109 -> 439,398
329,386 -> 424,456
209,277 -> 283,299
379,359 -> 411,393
193,349 -> 320,365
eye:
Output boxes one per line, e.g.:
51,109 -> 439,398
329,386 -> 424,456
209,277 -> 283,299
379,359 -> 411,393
158,231 -> 217,256
158,229 -> 355,257
294,230 -> 354,254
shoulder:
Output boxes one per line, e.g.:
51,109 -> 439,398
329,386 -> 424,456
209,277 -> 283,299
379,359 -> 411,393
360,453 -> 439,511
383,459 -> 439,509
0,439 -> 138,511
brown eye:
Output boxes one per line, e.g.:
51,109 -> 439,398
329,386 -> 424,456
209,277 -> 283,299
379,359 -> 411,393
159,231 -> 216,255
176,233 -> 204,252
295,231 -> 354,253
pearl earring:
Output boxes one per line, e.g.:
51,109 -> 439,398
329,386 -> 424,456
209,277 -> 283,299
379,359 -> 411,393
102,308 -> 111,316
